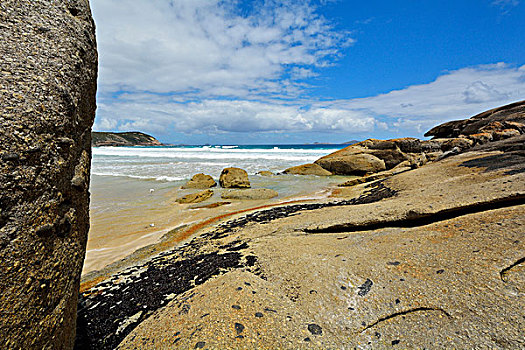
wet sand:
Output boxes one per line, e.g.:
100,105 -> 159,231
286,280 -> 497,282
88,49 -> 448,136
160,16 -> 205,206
84,173 -> 353,275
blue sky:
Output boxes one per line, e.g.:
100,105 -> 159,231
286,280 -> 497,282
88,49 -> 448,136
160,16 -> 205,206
91,0 -> 524,144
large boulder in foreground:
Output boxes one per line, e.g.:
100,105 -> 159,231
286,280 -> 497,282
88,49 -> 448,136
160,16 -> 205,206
0,1 -> 97,349
219,167 -> 251,188
283,163 -> 332,176
181,173 -> 217,189
222,188 -> 278,200
425,100 -> 525,139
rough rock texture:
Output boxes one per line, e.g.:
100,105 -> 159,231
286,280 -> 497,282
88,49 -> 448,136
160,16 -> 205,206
219,167 -> 251,188
176,190 -> 214,204
91,131 -> 162,147
0,1 -> 97,349
315,153 -> 386,175
315,101 -> 525,176
181,173 -> 217,189
221,188 -> 279,200
78,137 -> 523,349
256,170 -> 274,177
283,163 -> 332,176
425,100 -> 525,139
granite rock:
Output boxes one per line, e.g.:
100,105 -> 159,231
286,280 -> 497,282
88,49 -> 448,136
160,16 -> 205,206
182,173 -> 217,189
283,163 -> 332,176
219,167 -> 251,188
0,1 -> 97,348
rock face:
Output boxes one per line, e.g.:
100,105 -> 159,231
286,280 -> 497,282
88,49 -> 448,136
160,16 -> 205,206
315,101 -> 525,176
176,190 -> 214,204
0,1 -> 97,349
316,152 -> 386,175
219,167 -> 251,188
181,174 -> 216,189
425,100 -> 525,139
221,188 -> 278,200
91,131 -> 162,147
283,163 -> 332,176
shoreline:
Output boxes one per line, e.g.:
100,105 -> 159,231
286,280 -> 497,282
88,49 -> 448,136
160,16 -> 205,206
76,145 -> 525,349
81,178 -> 346,288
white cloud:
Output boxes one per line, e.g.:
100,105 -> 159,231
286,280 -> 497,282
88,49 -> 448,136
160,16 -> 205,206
95,63 -> 525,139
91,0 -> 351,99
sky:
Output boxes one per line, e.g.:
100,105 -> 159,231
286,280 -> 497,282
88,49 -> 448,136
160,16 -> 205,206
90,0 -> 525,144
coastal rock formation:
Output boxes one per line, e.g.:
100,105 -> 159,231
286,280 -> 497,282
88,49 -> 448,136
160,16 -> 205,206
79,136 -> 524,349
315,101 -> 525,176
315,152 -> 386,175
221,188 -> 278,200
425,100 -> 525,139
181,173 -> 216,189
256,171 -> 274,177
91,131 -> 162,147
283,163 -> 332,176
176,190 -> 214,204
0,1 -> 97,349
219,167 -> 251,188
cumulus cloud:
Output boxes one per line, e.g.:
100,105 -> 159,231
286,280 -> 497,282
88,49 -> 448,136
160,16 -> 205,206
91,1 -> 524,142
94,63 -> 525,139
91,0 -> 352,99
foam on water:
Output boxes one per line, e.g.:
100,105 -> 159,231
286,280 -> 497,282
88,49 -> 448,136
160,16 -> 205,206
92,144 -> 345,183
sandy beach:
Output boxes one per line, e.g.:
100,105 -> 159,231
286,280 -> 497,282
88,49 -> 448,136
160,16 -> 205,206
84,166 -> 354,275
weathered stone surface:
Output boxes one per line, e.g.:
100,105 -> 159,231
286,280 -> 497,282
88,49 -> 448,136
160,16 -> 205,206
0,1 -> 97,349
283,163 -> 332,176
181,173 -> 217,189
221,188 -> 278,200
425,100 -> 525,138
91,131 -> 162,147
256,171 -> 274,177
176,190 -> 214,204
112,141 -> 524,349
219,167 -> 251,188
315,153 -> 386,175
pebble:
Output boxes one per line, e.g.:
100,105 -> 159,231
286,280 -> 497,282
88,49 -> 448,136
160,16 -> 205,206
307,324 -> 323,335
234,323 -> 244,334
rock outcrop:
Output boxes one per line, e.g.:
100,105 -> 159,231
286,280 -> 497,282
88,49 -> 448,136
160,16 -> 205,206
315,101 -> 525,176
181,174 -> 216,189
91,131 -> 162,147
425,100 -> 525,139
219,167 -> 251,188
315,151 -> 386,175
176,190 -> 214,204
81,137 -> 524,349
0,1 -> 97,349
283,163 -> 332,176
221,188 -> 278,200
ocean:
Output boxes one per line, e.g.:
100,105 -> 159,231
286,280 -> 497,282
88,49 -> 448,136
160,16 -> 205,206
91,144 -> 347,183
86,144 -> 350,274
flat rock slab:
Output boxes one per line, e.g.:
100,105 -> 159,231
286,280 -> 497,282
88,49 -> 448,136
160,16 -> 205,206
222,188 -> 278,200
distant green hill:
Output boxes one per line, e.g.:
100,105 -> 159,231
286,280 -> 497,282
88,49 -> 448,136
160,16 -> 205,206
91,131 -> 162,147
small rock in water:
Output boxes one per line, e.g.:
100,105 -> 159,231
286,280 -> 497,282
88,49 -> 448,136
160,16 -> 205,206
195,341 -> 206,348
149,188 -> 155,193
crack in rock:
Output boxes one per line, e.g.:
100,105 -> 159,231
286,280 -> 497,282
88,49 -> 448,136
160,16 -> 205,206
500,257 -> 525,282
305,194 -> 525,234
361,307 -> 452,332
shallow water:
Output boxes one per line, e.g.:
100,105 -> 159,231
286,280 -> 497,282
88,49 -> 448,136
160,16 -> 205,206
85,145 -> 350,275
